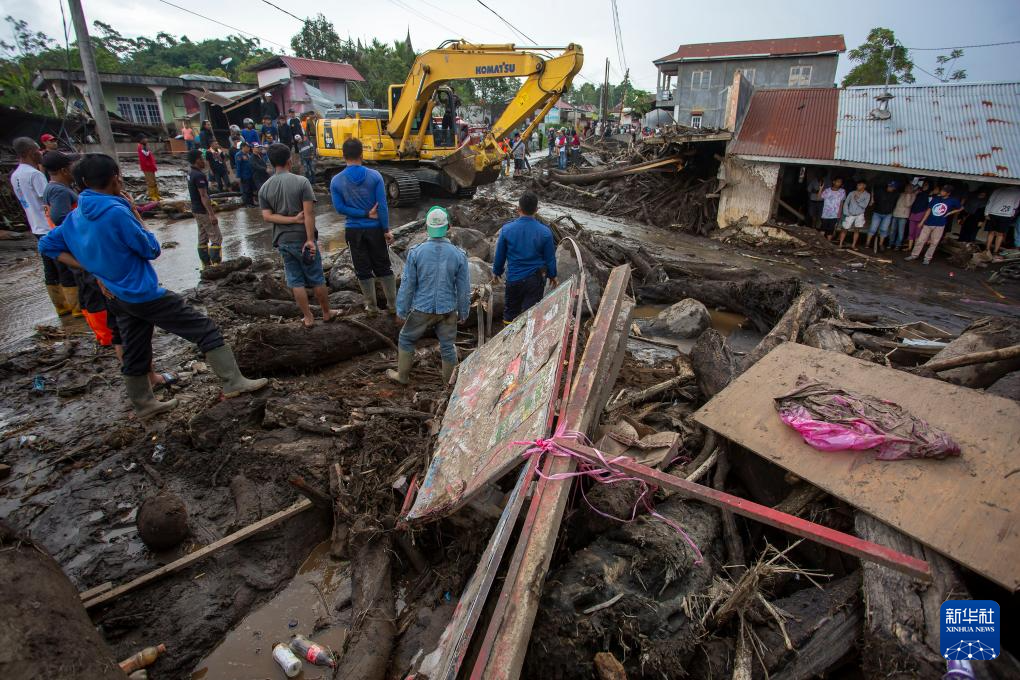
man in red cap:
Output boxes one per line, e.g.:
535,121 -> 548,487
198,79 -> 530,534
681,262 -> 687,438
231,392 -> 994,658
40,134 -> 58,152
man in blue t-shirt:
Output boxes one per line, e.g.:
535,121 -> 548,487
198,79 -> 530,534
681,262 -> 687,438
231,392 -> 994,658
492,191 -> 557,323
906,184 -> 963,265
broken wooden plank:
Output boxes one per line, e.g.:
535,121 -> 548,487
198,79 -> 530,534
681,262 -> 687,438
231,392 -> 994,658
83,499 -> 313,609
473,265 -> 633,680
694,342 -> 1020,591
551,437 -> 931,581
405,280 -> 575,523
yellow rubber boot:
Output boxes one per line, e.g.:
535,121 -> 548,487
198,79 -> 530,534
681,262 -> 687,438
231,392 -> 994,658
46,285 -> 71,316
61,285 -> 83,317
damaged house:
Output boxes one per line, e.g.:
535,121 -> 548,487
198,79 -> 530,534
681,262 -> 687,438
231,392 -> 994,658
719,81 -> 1020,228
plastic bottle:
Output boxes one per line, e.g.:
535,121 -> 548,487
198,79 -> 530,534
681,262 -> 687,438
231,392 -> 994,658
272,642 -> 302,678
289,634 -> 335,667
119,644 -> 167,673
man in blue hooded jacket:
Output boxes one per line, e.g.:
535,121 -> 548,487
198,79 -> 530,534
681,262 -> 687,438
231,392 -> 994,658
329,138 -> 396,314
38,154 -> 267,419
388,206 -> 469,386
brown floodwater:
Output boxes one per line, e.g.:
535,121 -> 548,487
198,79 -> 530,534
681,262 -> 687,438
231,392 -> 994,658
190,541 -> 350,680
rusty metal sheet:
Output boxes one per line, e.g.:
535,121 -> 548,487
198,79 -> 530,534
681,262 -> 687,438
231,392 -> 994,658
694,342 -> 1020,591
404,279 -> 575,523
728,88 -> 838,161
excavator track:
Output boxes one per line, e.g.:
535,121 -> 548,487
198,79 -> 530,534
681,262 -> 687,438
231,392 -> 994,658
378,167 -> 421,207
455,186 -> 476,199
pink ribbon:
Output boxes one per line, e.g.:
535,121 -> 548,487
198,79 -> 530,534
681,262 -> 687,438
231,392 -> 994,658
514,432 -> 704,565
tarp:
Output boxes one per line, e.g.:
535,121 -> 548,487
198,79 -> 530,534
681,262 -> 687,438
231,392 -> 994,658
184,88 -> 256,108
302,82 -> 337,116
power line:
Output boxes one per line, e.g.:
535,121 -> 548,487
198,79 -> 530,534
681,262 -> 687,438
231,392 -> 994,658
904,39 -> 1020,52
411,0 -> 517,42
609,0 -> 627,73
474,0 -> 538,46
256,0 -> 304,23
386,0 -> 463,37
154,0 -> 288,49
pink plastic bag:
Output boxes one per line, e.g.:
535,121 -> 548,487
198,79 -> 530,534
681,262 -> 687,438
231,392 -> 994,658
775,376 -> 961,461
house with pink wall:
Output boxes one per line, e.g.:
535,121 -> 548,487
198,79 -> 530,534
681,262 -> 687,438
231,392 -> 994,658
247,55 -> 366,115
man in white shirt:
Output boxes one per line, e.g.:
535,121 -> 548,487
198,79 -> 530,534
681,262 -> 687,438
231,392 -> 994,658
983,185 -> 1020,258
10,137 -> 75,316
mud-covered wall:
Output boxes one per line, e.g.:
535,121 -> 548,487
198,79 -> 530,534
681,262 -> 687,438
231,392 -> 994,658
717,157 -> 780,228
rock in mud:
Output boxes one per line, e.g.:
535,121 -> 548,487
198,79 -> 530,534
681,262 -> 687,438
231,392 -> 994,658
136,493 -> 189,551
650,298 -> 710,338
924,316 -> 1020,388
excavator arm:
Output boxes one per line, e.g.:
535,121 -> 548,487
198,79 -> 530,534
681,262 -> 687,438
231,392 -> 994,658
387,41 -> 584,186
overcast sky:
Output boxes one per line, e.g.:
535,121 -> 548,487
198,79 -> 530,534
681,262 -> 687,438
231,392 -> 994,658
8,0 -> 1020,89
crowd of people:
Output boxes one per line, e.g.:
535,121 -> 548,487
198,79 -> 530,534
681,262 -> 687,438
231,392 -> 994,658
10,116 -> 562,418
807,174 -> 1020,265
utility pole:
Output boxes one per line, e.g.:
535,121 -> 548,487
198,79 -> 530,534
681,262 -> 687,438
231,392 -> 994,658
67,0 -> 117,158
600,58 -> 610,131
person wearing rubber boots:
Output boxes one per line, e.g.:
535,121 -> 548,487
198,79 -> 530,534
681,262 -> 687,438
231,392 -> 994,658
39,154 -> 267,419
187,149 -> 222,267
387,207 -> 469,386
329,138 -> 397,314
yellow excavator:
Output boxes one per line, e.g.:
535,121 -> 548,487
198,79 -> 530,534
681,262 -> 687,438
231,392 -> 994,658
315,41 -> 583,205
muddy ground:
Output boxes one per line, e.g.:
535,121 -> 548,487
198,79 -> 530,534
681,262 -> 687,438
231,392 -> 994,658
1,164 -> 1019,679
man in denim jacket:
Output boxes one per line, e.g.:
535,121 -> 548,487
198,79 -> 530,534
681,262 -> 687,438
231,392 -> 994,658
388,206 -> 470,385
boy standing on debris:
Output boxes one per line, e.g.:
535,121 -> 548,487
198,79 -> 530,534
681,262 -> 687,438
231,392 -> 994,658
492,191 -> 558,323
837,180 -> 871,250
819,177 -> 845,238
866,181 -> 899,253
259,143 -> 336,328
39,154 -> 267,419
388,207 -> 469,385
187,149 -> 222,267
330,138 -> 397,314
906,185 -> 963,265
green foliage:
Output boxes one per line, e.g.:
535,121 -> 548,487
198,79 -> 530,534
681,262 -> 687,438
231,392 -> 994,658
934,49 -> 967,82
0,14 -> 273,114
842,27 -> 915,86
290,14 -> 343,62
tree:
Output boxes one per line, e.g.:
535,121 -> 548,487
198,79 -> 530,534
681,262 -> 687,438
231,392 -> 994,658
842,28 -> 915,87
934,49 -> 966,82
291,14 -> 344,62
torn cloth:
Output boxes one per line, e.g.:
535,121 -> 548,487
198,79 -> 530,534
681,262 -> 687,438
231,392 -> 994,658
775,375 -> 961,460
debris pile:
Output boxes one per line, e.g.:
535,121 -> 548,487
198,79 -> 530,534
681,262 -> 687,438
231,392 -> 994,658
529,132 -> 723,235
1,193 -> 1018,680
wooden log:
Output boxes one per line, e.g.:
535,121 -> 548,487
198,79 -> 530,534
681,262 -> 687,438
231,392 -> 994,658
84,500 -> 313,609
922,343 -> 1020,373
741,287 -> 841,372
1,522 -> 127,679
854,513 -> 966,678
288,476 -> 333,511
549,155 -> 684,185
778,197 -> 806,223
232,315 -> 401,375
335,526 -> 394,680
921,317 -> 1020,387
199,256 -> 252,281
605,369 -> 695,413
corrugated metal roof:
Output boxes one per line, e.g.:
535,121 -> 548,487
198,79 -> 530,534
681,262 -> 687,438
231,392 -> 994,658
248,55 -> 365,82
728,88 -> 837,160
655,35 -> 845,64
835,83 -> 1020,180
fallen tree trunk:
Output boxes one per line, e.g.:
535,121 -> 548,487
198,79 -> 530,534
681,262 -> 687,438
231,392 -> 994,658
741,287 -> 841,371
199,256 -> 253,281
922,317 -> 1020,387
228,291 -> 364,320
0,522 -> 129,680
233,315 -> 401,375
854,513 -> 966,679
549,155 -> 684,185
639,276 -> 801,334
335,526 -> 395,680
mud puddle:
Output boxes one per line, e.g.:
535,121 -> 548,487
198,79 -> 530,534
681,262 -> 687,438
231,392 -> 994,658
628,306 -> 761,364
192,541 -> 350,680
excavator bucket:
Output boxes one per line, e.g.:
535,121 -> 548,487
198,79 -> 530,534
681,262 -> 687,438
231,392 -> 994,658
436,146 -> 499,188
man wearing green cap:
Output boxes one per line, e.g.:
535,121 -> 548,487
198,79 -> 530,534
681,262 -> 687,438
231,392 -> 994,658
388,206 -> 470,385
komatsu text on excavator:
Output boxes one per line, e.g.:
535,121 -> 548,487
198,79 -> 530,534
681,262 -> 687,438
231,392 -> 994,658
316,41 -> 584,205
